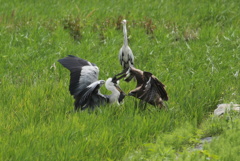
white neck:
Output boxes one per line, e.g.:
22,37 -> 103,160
109,88 -> 120,104
105,78 -> 120,104
123,24 -> 128,46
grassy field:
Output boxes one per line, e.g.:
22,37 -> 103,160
0,0 -> 240,160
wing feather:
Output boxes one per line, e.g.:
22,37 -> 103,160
151,76 -> 168,101
127,46 -> 134,66
118,46 -> 134,69
58,55 -> 99,96
138,75 -> 168,106
77,66 -> 99,95
74,81 -> 107,110
78,81 -> 101,105
143,72 -> 168,101
138,78 -> 157,106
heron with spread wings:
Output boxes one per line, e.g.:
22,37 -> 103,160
58,55 -> 125,111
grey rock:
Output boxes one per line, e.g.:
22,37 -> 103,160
214,103 -> 240,116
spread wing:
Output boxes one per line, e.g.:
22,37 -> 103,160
151,75 -> 168,101
138,74 -> 168,106
127,68 -> 168,107
142,72 -> 168,101
58,55 -> 99,96
59,55 -> 109,110
138,77 -> 158,106
76,81 -> 107,110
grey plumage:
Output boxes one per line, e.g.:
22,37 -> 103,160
58,55 -> 125,111
119,19 -> 134,71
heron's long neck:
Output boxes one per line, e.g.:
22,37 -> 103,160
123,24 -> 128,46
108,88 -> 120,103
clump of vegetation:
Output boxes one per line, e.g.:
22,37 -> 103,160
143,18 -> 156,35
115,15 -> 124,30
62,15 -> 82,41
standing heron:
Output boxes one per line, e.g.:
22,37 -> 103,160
116,66 -> 168,108
58,55 -> 125,111
119,19 -> 134,71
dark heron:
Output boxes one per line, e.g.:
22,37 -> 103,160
118,19 -> 134,71
115,66 -> 168,108
58,55 -> 125,111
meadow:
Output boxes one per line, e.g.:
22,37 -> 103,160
0,0 -> 240,160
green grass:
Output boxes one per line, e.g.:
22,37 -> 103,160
1,0 -> 240,160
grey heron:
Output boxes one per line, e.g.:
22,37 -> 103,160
116,66 -> 168,108
119,19 -> 134,71
58,55 -> 125,111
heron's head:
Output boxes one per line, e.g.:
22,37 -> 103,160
121,19 -> 127,25
99,80 -> 105,86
